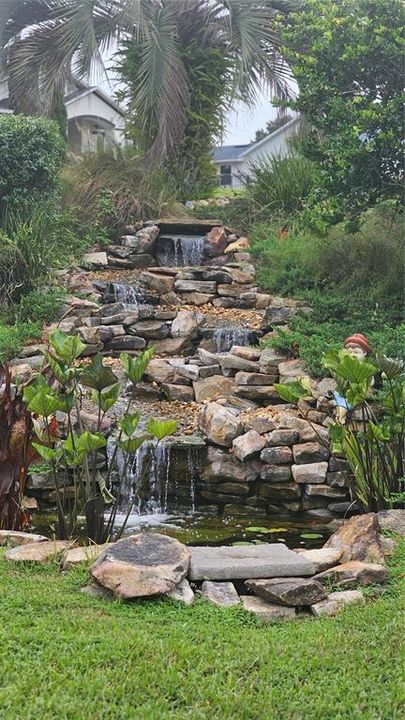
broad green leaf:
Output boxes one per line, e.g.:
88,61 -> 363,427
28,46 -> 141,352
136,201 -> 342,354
274,381 -> 308,404
63,432 -> 81,455
336,354 -> 377,384
118,412 -> 141,438
46,352 -> 68,384
146,418 -> 177,440
23,375 -> 48,404
77,431 -> 107,453
81,353 -> 118,391
366,422 -> 390,442
375,352 -> 405,380
120,347 -> 155,385
32,442 -> 62,463
92,383 -> 121,413
117,435 -> 147,454
27,387 -> 64,417
50,329 -> 86,364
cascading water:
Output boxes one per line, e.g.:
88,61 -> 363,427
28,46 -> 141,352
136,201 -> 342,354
213,326 -> 256,353
156,234 -> 205,267
106,436 -> 200,525
113,283 -> 139,308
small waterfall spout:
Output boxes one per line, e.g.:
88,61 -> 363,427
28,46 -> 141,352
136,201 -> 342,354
213,326 -> 256,353
113,283 -> 139,309
156,234 -> 205,267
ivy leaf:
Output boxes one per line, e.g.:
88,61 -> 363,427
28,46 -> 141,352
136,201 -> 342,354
120,347 -> 155,385
146,418 -> 177,440
81,353 -> 118,391
118,412 -> 141,438
27,387 -> 64,418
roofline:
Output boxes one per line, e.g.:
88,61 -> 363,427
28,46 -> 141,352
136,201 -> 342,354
213,116 -> 300,164
65,86 -> 125,117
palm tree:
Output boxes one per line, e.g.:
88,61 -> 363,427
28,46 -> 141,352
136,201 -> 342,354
0,0 -> 299,161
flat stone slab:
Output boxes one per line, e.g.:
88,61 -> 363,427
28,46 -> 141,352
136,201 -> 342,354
314,561 -> 388,588
201,581 -> 240,607
0,530 -> 48,547
4,540 -> 73,564
91,533 -> 191,600
241,596 -> 296,624
189,543 -> 316,581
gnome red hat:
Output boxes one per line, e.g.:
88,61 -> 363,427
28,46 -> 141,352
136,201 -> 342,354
344,333 -> 371,355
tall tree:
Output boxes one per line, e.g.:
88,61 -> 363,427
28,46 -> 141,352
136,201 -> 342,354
0,1 -> 299,174
279,0 -> 404,219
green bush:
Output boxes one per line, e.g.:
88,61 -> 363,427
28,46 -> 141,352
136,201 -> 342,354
0,115 -> 65,217
248,152 -> 316,219
0,288 -> 64,361
0,321 -> 41,362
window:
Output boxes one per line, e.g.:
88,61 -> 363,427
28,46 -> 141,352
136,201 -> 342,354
219,164 -> 232,186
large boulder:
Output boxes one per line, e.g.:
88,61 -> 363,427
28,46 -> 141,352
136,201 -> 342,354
245,577 -> 326,607
205,226 -> 229,257
90,533 -> 191,600
324,513 -> 385,564
199,402 -> 244,447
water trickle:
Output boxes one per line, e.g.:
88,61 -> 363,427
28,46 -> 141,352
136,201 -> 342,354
213,326 -> 256,353
113,283 -> 139,309
156,234 -> 205,267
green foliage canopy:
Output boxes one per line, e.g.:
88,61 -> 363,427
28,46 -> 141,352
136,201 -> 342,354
280,0 -> 404,218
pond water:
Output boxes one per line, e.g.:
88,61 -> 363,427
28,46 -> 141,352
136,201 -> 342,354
32,510 -> 331,550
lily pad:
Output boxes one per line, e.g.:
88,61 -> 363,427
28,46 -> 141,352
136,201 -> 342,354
300,532 -> 324,540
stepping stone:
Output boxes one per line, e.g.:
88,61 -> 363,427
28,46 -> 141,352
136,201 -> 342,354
245,577 -> 326,607
166,578 -> 195,606
91,533 -> 191,600
241,596 -> 296,624
4,540 -> 73,564
314,561 -> 388,588
189,544 -> 315,581
62,544 -> 110,570
201,581 -> 240,607
310,590 -> 364,617
294,548 -> 343,573
0,530 -> 48,547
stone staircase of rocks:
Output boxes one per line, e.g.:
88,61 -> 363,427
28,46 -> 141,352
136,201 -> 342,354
10,218 -> 353,522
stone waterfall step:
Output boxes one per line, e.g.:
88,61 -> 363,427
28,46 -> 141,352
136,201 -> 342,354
189,543 -> 316,581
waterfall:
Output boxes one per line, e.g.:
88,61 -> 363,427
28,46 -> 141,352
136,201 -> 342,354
213,327 -> 255,353
113,283 -> 139,309
156,234 -> 205,267
106,436 -> 201,521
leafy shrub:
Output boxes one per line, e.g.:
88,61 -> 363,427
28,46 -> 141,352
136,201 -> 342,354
248,152 -> 316,219
0,115 -> 65,218
0,205 -> 84,306
61,149 -> 182,239
0,321 -> 41,362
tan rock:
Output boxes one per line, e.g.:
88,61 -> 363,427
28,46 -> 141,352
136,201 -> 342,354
294,548 -> 343,573
314,561 -> 388,588
4,540 -> 73,564
310,590 -> 364,617
245,577 -> 326,607
224,237 -> 250,254
0,530 -> 48,547
201,581 -> 240,607
91,533 -> 191,600
199,402 -> 244,447
241,596 -> 296,623
232,430 -> 266,461
62,545 -> 110,569
193,376 -> 235,404
324,513 -> 385,564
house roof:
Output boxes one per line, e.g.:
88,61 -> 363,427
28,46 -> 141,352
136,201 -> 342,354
213,117 -> 300,164
213,144 -> 251,162
65,84 -> 125,117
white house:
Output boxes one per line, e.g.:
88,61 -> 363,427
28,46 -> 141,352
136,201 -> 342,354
213,116 -> 301,188
0,76 -> 126,154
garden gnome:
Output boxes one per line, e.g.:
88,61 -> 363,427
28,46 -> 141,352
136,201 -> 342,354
334,333 -> 372,424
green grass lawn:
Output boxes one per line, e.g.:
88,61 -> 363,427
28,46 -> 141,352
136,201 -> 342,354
0,543 -> 403,720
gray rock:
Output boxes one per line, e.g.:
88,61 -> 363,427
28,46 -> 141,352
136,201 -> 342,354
262,304 -> 298,326
292,462 -> 328,484
221,355 -> 260,373
260,465 -> 292,482
232,430 -> 266,461
235,386 -> 280,403
189,544 -> 315,581
258,482 -> 301,501
245,577 -> 326,607
199,364 -> 222,378
293,442 -> 330,464
175,280 -> 217,294
244,416 -> 276,435
266,429 -> 299,447
171,310 -> 204,339
260,446 -> 293,465
278,358 -> 308,382
131,320 -> 170,340
304,484 -> 347,498
151,337 -> 191,356
311,590 -> 364,617
201,581 -> 240,607
199,402 -> 244,447
293,548 -> 343,573
80,583 -> 114,600
259,348 -> 286,373
91,533 -> 191,600
166,578 -> 195,605
82,251 -> 108,267
377,509 -> 405,536
107,335 -> 146,351
241,596 -> 296,623
200,446 -> 258,484
235,372 -> 277,386
161,384 -> 195,402
140,271 -> 175,293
